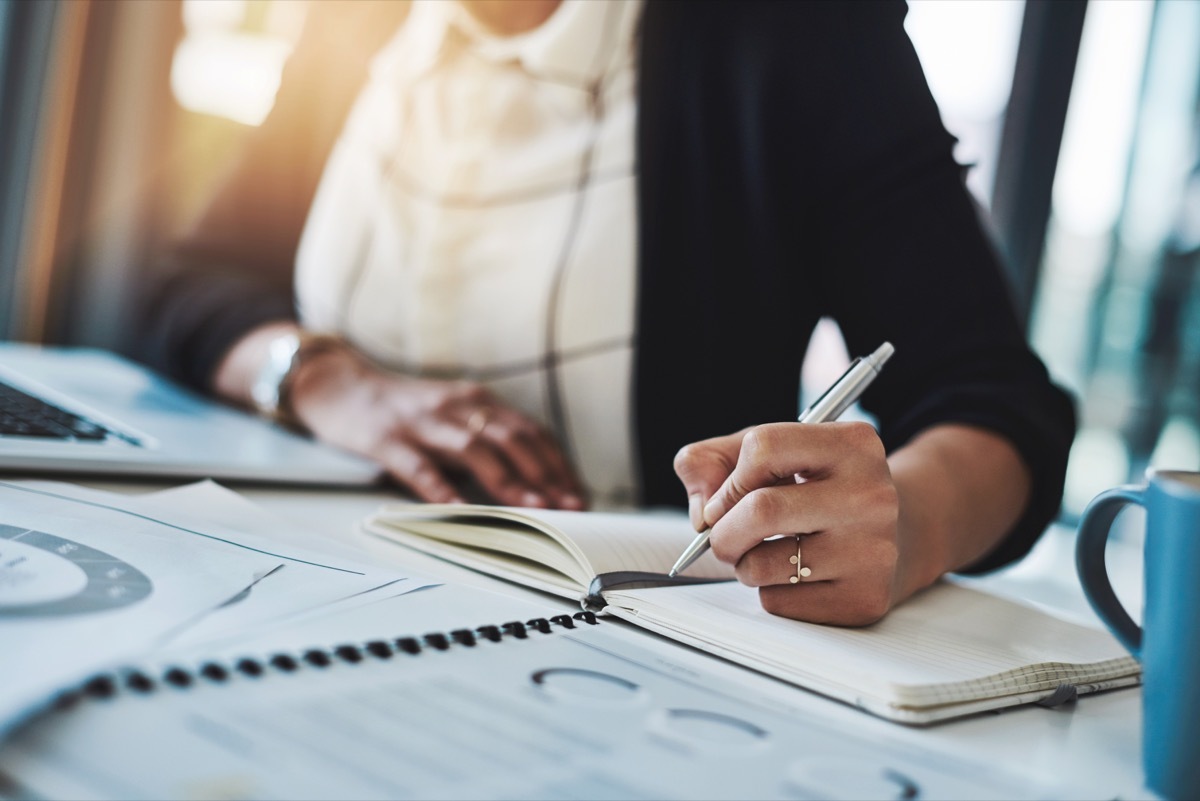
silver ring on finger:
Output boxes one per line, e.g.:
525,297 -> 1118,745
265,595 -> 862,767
788,534 -> 812,583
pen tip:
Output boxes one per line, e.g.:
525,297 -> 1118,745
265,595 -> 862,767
667,569 -> 678,578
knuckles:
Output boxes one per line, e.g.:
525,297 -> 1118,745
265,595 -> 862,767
868,481 -> 901,527
489,424 -> 517,446
842,420 -> 882,450
672,443 -> 704,475
739,488 -> 780,529
867,537 -> 900,574
435,381 -> 489,415
738,425 -> 775,464
711,488 -> 778,563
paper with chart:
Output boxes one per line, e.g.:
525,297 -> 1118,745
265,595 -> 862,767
0,480 -> 282,732
107,481 -> 440,647
9,480 -> 439,650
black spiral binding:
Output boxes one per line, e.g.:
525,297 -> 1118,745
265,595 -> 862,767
55,612 -> 600,710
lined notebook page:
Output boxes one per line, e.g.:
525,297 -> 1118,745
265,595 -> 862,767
508,508 -> 732,579
606,580 -> 1139,709
369,505 -> 734,583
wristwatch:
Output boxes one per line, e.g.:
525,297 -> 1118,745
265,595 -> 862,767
250,331 -> 343,425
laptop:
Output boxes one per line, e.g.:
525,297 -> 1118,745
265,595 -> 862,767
0,343 -> 381,486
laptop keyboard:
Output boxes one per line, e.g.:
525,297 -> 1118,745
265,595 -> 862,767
0,379 -> 115,441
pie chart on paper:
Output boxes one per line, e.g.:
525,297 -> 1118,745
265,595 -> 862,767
0,523 -> 152,617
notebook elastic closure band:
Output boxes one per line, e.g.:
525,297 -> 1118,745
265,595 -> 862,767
584,571 -> 736,613
1035,683 -> 1078,708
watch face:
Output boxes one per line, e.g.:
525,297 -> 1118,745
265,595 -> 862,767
252,333 -> 302,414
0,524 -> 152,618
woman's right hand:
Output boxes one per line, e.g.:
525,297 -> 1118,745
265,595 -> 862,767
217,325 -> 585,509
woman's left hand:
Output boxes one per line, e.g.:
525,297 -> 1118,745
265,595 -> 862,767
674,421 -> 901,626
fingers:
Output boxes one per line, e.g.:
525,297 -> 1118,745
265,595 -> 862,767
435,385 -> 583,509
733,534 -> 899,627
708,475 -> 897,565
402,412 -> 582,509
375,439 -> 465,505
693,421 -> 901,626
295,368 -> 583,508
734,536 -> 823,586
478,408 -> 586,510
673,428 -> 748,531
702,421 -> 886,527
733,532 -> 896,588
408,418 -> 542,507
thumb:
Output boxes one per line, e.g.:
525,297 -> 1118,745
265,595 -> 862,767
673,429 -> 748,531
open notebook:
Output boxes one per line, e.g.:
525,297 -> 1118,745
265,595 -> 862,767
363,505 -> 1141,724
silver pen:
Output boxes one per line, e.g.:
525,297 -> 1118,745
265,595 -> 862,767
667,341 -> 895,577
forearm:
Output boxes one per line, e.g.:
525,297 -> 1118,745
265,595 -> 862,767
887,424 -> 1032,602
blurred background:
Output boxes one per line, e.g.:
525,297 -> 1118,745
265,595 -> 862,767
0,0 -> 1197,522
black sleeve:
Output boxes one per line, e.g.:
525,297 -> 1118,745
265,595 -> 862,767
634,0 -> 1075,572
800,1 -> 1077,572
136,2 -> 409,392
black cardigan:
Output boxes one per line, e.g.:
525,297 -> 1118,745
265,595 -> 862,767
140,0 -> 1076,574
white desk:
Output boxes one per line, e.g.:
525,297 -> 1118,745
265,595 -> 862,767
212,484 -> 1153,799
1,481 -> 1150,800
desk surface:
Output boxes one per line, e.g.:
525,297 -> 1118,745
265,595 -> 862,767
211,483 -> 1151,799
6,480 -> 1151,800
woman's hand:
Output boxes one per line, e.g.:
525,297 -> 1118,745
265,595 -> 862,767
215,324 -> 585,508
675,420 -> 1033,627
674,422 -> 901,626
288,345 -> 586,508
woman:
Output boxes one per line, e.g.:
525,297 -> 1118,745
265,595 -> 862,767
143,0 -> 1075,625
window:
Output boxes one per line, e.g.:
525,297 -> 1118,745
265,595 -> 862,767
170,0 -> 306,126
905,0 -> 1025,207
1030,0 -> 1200,517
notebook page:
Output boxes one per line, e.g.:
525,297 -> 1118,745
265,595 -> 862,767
369,505 -> 734,582
365,523 -> 582,599
389,520 -> 586,582
605,580 -> 1138,710
509,508 -> 732,579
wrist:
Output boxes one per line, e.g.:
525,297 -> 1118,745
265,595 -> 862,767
891,473 -> 955,602
251,331 -> 352,428
886,424 -> 1033,602
888,441 -> 961,603
286,341 -> 375,428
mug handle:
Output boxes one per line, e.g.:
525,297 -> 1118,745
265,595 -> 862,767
1075,485 -> 1144,657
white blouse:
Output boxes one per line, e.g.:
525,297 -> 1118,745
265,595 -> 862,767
294,0 -> 642,507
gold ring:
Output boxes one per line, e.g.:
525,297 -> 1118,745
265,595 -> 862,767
466,410 -> 491,436
788,535 -> 811,583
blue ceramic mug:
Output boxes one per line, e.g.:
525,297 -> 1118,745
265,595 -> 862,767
1076,469 -> 1200,800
